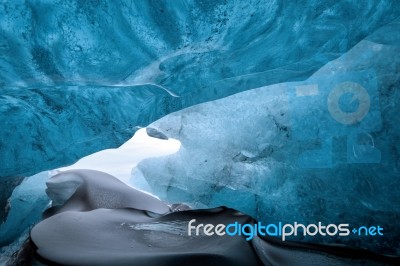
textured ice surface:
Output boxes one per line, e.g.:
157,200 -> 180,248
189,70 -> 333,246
146,127 -> 169,140
1,1 -> 400,178
0,176 -> 23,223
0,171 -> 49,247
1,0 -> 400,258
131,31 -> 400,254
251,236 -> 398,266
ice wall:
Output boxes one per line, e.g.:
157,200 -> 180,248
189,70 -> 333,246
131,24 -> 400,255
1,0 -> 400,178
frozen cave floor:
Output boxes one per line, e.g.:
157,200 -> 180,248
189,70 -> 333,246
4,170 -> 399,266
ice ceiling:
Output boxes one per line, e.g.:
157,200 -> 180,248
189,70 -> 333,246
1,0 -> 399,177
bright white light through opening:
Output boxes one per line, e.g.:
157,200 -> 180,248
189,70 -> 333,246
56,128 -> 181,183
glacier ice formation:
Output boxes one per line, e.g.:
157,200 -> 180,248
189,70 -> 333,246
1,1 -> 400,178
131,28 -> 400,254
0,0 -> 400,261
0,171 -> 49,247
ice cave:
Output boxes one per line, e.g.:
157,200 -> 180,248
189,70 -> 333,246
0,1 -> 399,265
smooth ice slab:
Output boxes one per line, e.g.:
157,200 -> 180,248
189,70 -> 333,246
45,169 -> 170,217
29,170 -> 399,265
31,207 -> 261,266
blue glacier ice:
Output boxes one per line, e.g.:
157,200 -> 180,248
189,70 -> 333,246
131,30 -> 400,255
1,0 -> 400,177
0,0 -> 400,260
0,171 -> 49,249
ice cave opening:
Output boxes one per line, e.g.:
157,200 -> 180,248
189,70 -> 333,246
0,1 -> 400,265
